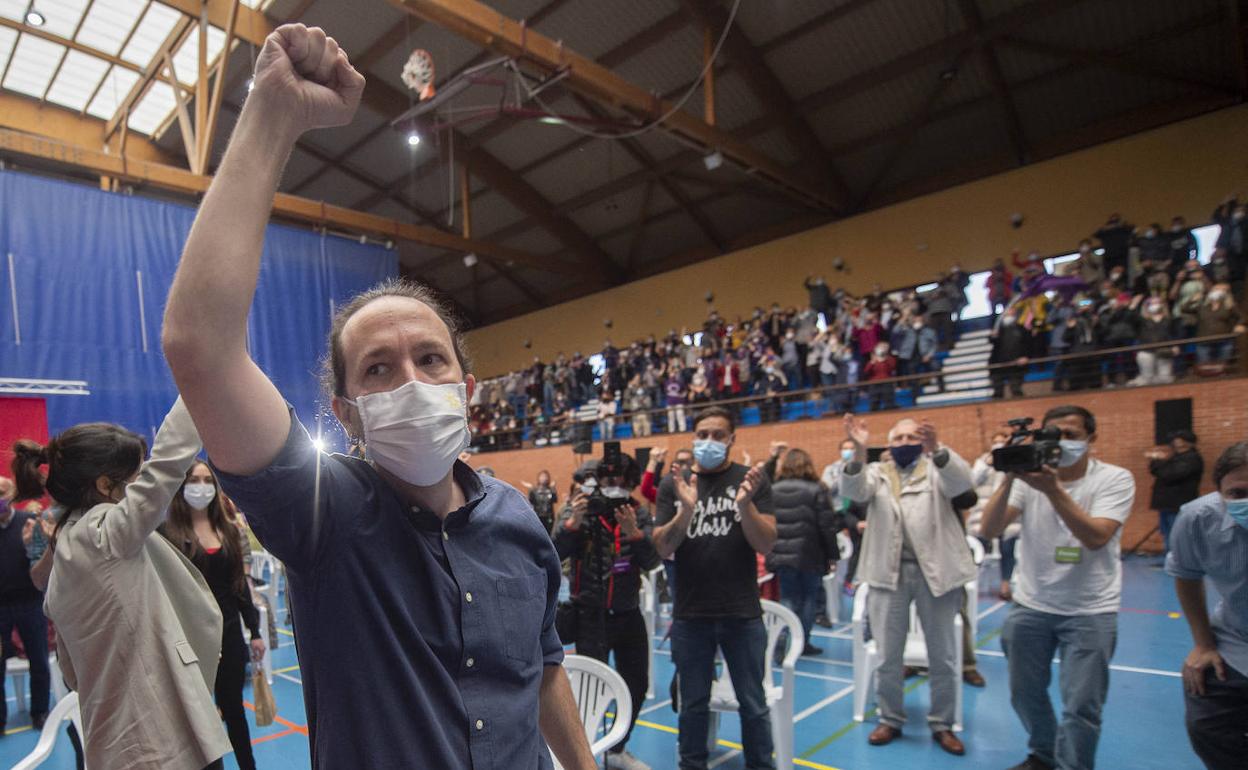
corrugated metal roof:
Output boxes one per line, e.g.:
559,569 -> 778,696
696,68 -> 765,132
567,182 -> 652,237
300,1 -> 405,57
523,137 -> 644,204
536,0 -> 673,61
877,98 -> 1009,192
733,0 -> 858,47
612,23 -> 705,99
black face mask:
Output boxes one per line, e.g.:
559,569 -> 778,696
889,444 -> 923,468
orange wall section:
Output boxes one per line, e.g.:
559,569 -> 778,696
468,378 -> 1248,555
465,105 -> 1248,376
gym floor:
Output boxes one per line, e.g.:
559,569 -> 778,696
1,556 -> 1202,769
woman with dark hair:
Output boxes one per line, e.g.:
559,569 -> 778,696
161,462 -> 265,770
524,470 -> 558,533
766,447 -> 840,656
11,399 -> 230,770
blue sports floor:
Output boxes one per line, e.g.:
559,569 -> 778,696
1,556 -> 1205,769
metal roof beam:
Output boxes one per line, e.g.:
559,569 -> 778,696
956,0 -> 1030,166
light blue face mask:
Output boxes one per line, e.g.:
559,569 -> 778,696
1058,439 -> 1088,468
693,439 -> 728,469
1226,498 -> 1248,530
841,448 -> 855,462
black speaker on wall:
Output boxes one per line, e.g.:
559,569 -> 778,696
1154,398 -> 1193,445
571,422 -> 593,456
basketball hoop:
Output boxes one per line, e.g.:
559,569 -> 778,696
401,49 -> 436,101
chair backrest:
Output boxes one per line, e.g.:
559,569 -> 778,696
837,530 -> 854,561
639,573 -> 655,616
966,535 -> 985,566
251,551 -> 279,583
560,654 -> 632,760
760,599 -> 804,680
12,692 -> 83,770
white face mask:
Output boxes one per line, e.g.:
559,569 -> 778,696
1058,439 -> 1088,468
344,380 -> 471,487
183,482 -> 216,510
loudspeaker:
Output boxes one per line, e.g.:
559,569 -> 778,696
1154,398 -> 1193,445
570,422 -> 592,456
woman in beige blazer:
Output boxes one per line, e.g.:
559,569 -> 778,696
14,398 -> 231,770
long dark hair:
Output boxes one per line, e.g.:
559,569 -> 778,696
160,461 -> 249,599
11,424 -> 148,538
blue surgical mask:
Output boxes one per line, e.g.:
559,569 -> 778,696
1226,498 -> 1248,530
1058,440 -> 1088,467
890,444 -> 923,468
693,439 -> 729,469
841,448 -> 855,463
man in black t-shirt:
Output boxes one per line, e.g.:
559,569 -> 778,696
654,407 -> 778,770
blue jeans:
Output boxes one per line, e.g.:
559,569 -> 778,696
1002,605 -> 1117,770
671,617 -> 774,770
776,567 -> 821,648
1159,509 -> 1181,553
0,599 -> 51,725
1197,340 -> 1234,365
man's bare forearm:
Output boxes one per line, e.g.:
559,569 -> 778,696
29,547 -> 53,592
539,664 -> 595,770
740,501 -> 777,555
979,476 -> 1014,540
654,506 -> 693,559
1048,486 -> 1117,550
1175,578 -> 1217,649
163,94 -> 301,359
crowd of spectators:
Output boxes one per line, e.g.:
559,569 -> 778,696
470,197 -> 1247,451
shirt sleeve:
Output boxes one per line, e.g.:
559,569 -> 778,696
1164,505 -> 1206,581
1091,466 -> 1136,523
540,531 -> 566,667
211,406 -> 364,573
1007,481 -> 1029,513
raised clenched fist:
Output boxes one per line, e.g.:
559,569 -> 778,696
251,24 -> 366,133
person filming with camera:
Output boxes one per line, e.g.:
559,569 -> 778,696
553,449 -> 660,770
840,414 -> 977,756
980,405 -> 1135,770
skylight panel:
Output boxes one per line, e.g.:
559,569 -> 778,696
169,23 -> 226,87
45,49 -> 110,110
127,78 -> 175,135
3,33 -> 65,97
85,64 -> 139,119
76,0 -> 145,56
0,0 -> 24,24
120,1 -> 182,66
0,26 -> 16,71
36,0 -> 91,39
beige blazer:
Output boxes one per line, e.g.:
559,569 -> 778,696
44,398 -> 231,770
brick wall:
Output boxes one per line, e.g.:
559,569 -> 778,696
471,377 -> 1248,553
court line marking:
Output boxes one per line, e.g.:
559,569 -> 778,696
251,727 -> 299,746
639,699 -> 671,715
274,664 -> 301,674
795,685 -> 855,722
277,673 -> 303,686
632,719 -> 844,770
975,649 -> 1181,677
708,748 -> 741,767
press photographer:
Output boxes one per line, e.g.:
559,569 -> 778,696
553,443 -> 660,770
979,405 -> 1135,770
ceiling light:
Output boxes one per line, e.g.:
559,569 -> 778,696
406,131 -> 421,147
463,253 -> 478,268
25,10 -> 45,26
703,150 -> 723,171
939,66 -> 958,82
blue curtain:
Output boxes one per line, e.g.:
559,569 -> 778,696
0,169 -> 396,447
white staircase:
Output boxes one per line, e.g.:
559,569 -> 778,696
916,328 -> 994,406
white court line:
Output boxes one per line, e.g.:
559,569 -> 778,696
708,749 -> 742,767
976,649 -> 1181,677
977,600 -> 1007,621
794,685 -> 855,722
277,673 -> 303,686
792,670 -> 854,684
639,699 -> 671,715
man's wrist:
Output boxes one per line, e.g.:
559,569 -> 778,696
238,90 -> 304,150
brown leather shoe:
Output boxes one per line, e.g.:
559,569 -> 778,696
933,730 -> 965,756
963,669 -> 986,687
868,724 -> 901,746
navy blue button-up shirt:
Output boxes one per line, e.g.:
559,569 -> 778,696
213,409 -> 563,769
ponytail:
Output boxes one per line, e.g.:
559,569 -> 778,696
9,423 -> 147,522
11,438 -> 51,502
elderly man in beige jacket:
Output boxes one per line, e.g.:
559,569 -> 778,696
841,414 -> 978,757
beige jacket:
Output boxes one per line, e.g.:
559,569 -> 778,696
842,449 -> 978,598
44,398 -> 230,770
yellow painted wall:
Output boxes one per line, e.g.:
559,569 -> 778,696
466,105 -> 1248,376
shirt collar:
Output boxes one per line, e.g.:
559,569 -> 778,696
404,460 -> 488,532
1218,500 -> 1239,532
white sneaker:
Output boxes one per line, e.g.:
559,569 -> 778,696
605,750 -> 652,770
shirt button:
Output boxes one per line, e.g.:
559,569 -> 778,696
465,592 -> 473,603
442,530 -> 449,541
475,719 -> 485,731
466,657 -> 475,668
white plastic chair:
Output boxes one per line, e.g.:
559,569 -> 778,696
705,600 -> 802,769
553,654 -> 632,769
821,531 -> 856,625
250,551 -> 283,634
639,572 -> 657,698
11,691 -> 85,770
851,582 -> 972,732
7,654 -> 60,716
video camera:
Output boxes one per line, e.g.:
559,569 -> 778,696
991,417 -> 1062,474
577,441 -> 635,526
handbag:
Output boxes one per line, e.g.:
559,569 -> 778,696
555,600 -> 578,645
252,669 -> 277,727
